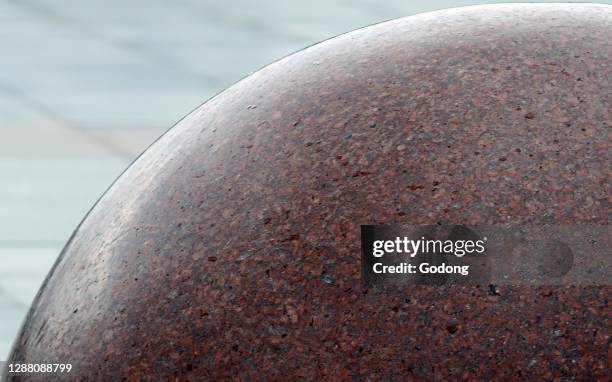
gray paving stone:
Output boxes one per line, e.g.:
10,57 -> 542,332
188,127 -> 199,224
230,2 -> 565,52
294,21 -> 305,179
0,292 -> 27,361
0,247 -> 59,306
0,125 -> 113,156
0,94 -> 60,130
0,157 -> 129,244
24,88 -> 209,131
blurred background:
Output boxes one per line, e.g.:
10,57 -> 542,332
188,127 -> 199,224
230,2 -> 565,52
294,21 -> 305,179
0,0 -> 608,359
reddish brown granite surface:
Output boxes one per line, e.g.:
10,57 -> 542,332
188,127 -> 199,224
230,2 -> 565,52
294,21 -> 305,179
5,4 -> 611,381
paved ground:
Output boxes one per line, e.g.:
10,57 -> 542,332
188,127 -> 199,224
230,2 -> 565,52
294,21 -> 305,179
0,0 -> 605,360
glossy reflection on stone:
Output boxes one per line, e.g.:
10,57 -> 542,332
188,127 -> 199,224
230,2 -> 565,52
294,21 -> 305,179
5,4 -> 611,381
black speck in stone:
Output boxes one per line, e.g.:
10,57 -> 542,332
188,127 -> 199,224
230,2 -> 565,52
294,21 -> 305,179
488,284 -> 501,296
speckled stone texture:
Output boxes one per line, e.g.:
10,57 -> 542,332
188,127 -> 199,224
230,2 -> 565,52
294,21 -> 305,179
5,3 -> 611,381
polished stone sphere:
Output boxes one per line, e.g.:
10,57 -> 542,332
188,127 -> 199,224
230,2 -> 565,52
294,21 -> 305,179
5,4 -> 611,380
